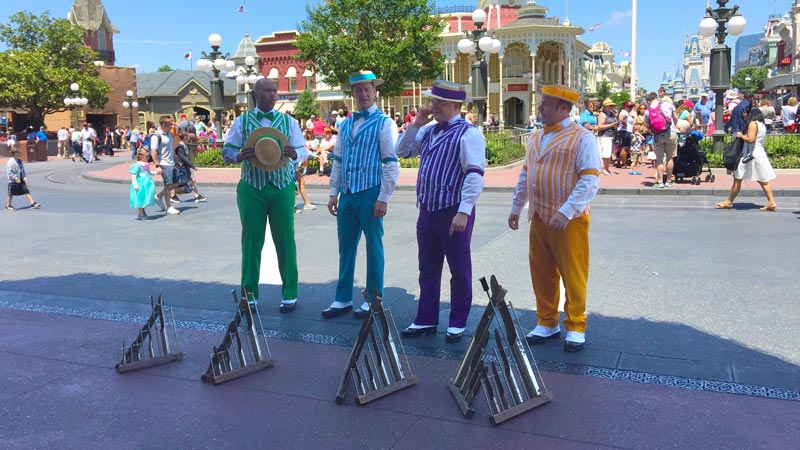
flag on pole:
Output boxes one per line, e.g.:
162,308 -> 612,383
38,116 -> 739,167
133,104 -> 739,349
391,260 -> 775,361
237,5 -> 244,13
588,23 -> 601,31
184,52 -> 192,59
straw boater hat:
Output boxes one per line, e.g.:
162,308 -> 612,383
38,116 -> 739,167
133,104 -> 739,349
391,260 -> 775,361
601,98 -> 617,107
244,127 -> 290,172
342,70 -> 384,89
422,80 -> 471,103
539,84 -> 581,105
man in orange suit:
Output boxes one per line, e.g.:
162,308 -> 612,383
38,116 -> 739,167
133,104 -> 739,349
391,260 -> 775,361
508,85 -> 601,352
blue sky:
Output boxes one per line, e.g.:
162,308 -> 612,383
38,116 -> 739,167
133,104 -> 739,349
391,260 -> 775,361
0,1 -> 786,92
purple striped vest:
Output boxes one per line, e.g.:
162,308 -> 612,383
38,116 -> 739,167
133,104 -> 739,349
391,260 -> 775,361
417,119 -> 471,211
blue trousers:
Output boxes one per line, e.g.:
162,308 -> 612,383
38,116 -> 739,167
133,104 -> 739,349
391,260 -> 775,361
335,185 -> 384,303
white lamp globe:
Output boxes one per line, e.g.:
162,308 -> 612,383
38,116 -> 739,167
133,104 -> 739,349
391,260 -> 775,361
64,98 -> 72,106
245,55 -> 255,67
728,15 -> 746,36
248,74 -> 258,84
699,16 -> 717,38
478,36 -> 493,52
197,59 -> 209,70
208,33 -> 222,47
126,90 -> 133,97
131,101 -> 138,108
122,101 -> 129,108
472,8 -> 487,25
491,38 -> 502,54
213,58 -> 226,71
458,38 -> 475,54
80,97 -> 88,106
70,83 -> 79,92
236,74 -> 245,85
225,60 -> 236,72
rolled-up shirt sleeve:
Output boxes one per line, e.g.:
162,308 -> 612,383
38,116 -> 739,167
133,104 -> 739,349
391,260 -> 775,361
558,132 -> 601,219
458,127 -> 486,214
378,118 -> 399,203
222,118 -> 244,164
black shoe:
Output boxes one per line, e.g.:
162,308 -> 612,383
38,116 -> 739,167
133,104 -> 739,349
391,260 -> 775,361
445,331 -> 464,343
564,340 -> 585,353
525,331 -> 561,345
400,326 -> 437,338
321,305 -> 352,318
171,195 -> 182,203
353,307 -> 371,319
279,302 -> 297,313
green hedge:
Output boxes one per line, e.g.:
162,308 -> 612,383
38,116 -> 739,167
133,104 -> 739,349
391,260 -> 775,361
697,134 -> 800,168
194,148 -> 236,167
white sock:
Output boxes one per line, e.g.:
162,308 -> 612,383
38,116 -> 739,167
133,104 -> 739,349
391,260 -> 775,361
281,299 -> 297,305
359,302 -> 370,312
446,327 -> 465,334
408,323 -> 436,329
329,301 -> 352,309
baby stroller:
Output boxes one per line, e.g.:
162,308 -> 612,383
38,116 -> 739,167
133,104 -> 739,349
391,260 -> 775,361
673,131 -> 715,185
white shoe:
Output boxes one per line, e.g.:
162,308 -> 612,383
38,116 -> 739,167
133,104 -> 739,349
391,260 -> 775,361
166,206 -> 181,215
564,331 -> 585,344
303,204 -> 317,210
527,325 -> 561,338
154,195 -> 166,211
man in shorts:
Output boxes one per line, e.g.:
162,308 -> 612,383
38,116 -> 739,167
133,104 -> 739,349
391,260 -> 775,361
646,92 -> 678,187
150,115 -> 181,215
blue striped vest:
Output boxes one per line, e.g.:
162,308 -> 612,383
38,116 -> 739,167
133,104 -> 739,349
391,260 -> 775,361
337,111 -> 388,194
240,110 -> 293,190
417,119 -> 471,211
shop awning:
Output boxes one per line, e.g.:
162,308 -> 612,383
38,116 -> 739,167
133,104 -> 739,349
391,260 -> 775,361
266,67 -> 279,79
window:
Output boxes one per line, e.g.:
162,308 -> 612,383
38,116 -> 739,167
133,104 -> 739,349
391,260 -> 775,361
288,78 -> 297,92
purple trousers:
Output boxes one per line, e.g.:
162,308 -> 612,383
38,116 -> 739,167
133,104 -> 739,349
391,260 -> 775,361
414,204 -> 476,328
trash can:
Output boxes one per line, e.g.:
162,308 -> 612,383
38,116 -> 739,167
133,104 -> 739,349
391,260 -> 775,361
35,141 -> 48,161
18,141 -> 34,162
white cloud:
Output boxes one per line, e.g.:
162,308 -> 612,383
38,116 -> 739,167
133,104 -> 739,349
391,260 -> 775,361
604,10 -> 632,27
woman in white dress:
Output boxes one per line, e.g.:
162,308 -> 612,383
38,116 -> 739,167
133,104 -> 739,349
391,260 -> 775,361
715,107 -> 777,211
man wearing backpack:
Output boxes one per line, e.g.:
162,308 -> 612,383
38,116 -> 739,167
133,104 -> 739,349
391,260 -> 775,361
646,92 -> 678,187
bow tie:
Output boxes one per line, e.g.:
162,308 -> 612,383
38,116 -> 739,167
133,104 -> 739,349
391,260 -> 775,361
543,123 -> 562,134
256,110 -> 276,121
433,121 -> 450,134
352,110 -> 370,120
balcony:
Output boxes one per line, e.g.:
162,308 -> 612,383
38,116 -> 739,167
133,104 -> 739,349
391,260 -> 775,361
96,49 -> 115,62
434,5 -> 474,15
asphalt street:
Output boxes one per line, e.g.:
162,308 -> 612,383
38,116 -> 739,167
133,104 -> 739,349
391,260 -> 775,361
4,157 -> 799,392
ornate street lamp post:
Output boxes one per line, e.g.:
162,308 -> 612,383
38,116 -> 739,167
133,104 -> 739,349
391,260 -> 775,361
457,8 -> 501,133
63,82 -> 88,130
236,55 -> 262,112
197,33 -> 234,126
122,89 -> 139,128
698,0 -> 747,155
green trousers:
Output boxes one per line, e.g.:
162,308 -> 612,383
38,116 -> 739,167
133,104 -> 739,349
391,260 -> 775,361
237,180 -> 298,301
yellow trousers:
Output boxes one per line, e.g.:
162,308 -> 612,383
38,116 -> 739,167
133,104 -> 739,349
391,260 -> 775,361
528,214 -> 590,333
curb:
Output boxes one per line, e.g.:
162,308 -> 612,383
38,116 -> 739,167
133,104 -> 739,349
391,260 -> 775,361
81,172 -> 800,196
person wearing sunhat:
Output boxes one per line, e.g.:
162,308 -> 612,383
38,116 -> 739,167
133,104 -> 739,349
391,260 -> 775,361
508,84 -> 601,353
395,80 -> 486,343
322,70 -> 399,319
597,98 -> 619,175
222,78 -> 307,313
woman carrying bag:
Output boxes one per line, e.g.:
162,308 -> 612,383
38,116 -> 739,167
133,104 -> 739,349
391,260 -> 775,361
714,107 -> 777,211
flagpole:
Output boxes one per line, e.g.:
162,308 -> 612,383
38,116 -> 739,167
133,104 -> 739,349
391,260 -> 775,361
244,0 -> 249,36
630,0 -> 637,101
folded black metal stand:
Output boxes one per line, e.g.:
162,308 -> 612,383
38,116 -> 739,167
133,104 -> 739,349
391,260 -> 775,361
116,295 -> 183,373
336,291 -> 417,405
201,289 -> 275,384
448,275 -> 553,425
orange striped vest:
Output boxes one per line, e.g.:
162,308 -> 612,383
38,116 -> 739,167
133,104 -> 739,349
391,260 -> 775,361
524,122 -> 592,223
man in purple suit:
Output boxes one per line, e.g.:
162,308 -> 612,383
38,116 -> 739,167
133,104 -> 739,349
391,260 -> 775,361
395,80 -> 486,343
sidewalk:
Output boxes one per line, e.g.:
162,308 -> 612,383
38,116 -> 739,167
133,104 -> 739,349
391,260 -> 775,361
2,307 -> 797,449
81,156 -> 800,196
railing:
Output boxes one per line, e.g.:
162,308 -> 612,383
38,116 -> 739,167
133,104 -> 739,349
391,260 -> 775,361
96,49 -> 115,61
484,129 -> 532,166
435,5 -> 475,15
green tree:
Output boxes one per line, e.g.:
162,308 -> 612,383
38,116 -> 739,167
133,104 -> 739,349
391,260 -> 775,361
731,66 -> 767,95
609,91 -> 631,106
0,11 -> 111,127
157,64 -> 174,72
295,0 -> 445,98
596,82 -> 612,104
294,89 -> 319,121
